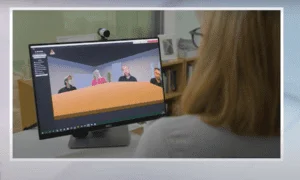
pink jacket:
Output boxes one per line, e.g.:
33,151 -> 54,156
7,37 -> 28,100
92,77 -> 107,86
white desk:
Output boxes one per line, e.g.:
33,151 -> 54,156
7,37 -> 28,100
13,128 -> 141,158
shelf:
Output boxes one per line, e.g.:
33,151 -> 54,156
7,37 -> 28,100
185,57 -> 197,62
165,92 -> 182,100
162,59 -> 184,67
161,57 -> 196,116
161,57 -> 197,68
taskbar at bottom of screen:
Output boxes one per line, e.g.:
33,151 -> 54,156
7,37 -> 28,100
40,110 -> 166,135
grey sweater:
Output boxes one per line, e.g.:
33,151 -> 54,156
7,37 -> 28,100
134,115 -> 280,158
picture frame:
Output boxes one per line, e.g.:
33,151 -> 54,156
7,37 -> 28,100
158,34 -> 178,61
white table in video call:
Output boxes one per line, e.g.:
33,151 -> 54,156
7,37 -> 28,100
13,123 -> 150,158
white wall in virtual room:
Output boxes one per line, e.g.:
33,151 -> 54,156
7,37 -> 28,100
47,57 -> 94,95
97,49 -> 160,83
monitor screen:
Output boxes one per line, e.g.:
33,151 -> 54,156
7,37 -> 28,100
29,38 -> 166,139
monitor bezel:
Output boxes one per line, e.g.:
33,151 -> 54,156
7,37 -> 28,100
28,37 -> 167,140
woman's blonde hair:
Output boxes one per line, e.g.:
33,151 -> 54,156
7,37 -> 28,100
181,11 -> 280,136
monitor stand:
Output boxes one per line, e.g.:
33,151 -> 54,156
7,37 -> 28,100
68,125 -> 131,149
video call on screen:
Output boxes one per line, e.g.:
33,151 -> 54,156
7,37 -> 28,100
30,39 -> 166,135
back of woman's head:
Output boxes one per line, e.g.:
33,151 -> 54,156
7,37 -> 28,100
181,11 -> 280,136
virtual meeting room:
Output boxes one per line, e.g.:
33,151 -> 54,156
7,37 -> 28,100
13,10 -> 281,159
47,45 -> 163,120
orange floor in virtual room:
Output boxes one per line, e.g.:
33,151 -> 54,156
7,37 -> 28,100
51,82 -> 164,120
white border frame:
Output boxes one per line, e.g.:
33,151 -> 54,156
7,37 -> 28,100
10,7 -> 284,162
158,34 -> 178,61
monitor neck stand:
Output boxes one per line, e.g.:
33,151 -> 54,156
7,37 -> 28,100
68,125 -> 131,149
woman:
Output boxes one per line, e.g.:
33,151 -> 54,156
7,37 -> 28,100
134,11 -> 280,158
91,69 -> 107,86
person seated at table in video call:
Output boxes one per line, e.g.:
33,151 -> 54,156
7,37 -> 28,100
134,11 -> 280,158
118,65 -> 137,82
92,69 -> 107,86
150,68 -> 162,87
58,75 -> 77,94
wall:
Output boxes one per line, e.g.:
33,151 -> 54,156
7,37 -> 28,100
175,11 -> 199,39
164,11 -> 199,38
97,49 -> 160,82
284,10 -> 300,99
163,11 -> 176,34
48,57 -> 94,94
13,11 -> 157,74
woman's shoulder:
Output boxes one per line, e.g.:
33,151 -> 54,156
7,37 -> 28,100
134,115 -> 214,158
147,115 -> 207,133
136,115 -> 280,158
143,115 -> 213,143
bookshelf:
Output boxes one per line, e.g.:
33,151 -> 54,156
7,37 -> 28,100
185,57 -> 197,63
161,58 -> 185,67
162,57 -> 197,115
165,91 -> 182,100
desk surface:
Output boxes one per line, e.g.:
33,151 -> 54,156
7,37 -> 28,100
13,128 -> 141,158
52,82 -> 164,120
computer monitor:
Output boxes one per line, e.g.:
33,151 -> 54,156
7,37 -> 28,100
29,38 -> 166,148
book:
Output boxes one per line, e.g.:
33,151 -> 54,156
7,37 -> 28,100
165,104 -> 168,113
167,70 -> 171,92
163,69 -> 177,93
187,64 -> 194,82
162,71 -> 168,93
165,103 -> 172,116
170,70 -> 177,92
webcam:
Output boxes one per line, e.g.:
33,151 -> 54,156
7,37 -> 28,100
97,28 -> 110,41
